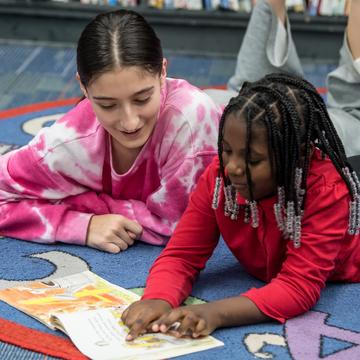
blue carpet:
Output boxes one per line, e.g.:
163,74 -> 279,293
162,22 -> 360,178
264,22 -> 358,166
0,40 -> 335,110
1,231 -> 360,359
0,340 -> 60,360
0,41 -> 359,359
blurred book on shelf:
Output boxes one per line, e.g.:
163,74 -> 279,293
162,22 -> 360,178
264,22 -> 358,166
287,0 -> 306,12
316,0 -> 349,15
80,0 -> 139,5
44,0 -> 350,15
146,0 -> 305,12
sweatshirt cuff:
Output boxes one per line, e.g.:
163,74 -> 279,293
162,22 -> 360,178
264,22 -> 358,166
242,288 -> 286,324
55,211 -> 93,245
141,291 -> 179,308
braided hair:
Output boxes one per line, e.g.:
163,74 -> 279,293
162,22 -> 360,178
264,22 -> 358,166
212,72 -> 360,247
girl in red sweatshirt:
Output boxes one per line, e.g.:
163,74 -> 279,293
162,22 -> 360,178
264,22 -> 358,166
122,71 -> 360,340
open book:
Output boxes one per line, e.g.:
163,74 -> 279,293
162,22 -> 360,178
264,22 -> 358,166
0,271 -> 223,360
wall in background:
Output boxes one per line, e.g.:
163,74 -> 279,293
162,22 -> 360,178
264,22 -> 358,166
0,1 -> 346,60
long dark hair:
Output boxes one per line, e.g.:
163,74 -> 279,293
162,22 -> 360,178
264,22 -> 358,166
77,9 -> 163,87
214,72 -> 360,246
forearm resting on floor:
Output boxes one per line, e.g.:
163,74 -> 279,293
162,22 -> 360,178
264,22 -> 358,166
211,296 -> 271,328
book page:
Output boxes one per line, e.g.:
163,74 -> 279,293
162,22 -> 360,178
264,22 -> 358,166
0,271 -> 139,329
54,307 -> 223,360
0,270 -> 224,358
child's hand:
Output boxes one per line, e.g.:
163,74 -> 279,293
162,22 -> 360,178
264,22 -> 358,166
152,303 -> 220,338
86,214 -> 142,253
122,299 -> 172,340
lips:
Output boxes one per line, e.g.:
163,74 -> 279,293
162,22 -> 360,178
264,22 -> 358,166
231,182 -> 248,190
120,128 -> 142,138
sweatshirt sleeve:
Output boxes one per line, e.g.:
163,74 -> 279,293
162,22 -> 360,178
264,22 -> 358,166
0,145 -> 105,245
242,179 -> 351,323
142,160 -> 220,307
0,99 -> 115,245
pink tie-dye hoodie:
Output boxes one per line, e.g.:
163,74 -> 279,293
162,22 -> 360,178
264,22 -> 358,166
0,78 -> 221,246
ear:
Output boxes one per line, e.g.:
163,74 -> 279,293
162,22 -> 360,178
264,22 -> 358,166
160,58 -> 167,87
76,72 -> 88,98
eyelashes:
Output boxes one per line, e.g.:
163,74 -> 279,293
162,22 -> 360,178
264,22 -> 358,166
97,97 -> 151,110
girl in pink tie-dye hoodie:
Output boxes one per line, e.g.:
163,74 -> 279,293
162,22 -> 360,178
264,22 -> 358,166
0,10 -> 221,253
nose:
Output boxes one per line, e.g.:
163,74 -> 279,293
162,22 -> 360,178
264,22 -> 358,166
226,156 -> 245,177
119,105 -> 140,132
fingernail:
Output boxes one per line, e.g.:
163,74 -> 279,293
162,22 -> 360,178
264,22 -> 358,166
126,335 -> 133,341
160,324 -> 167,332
152,324 -> 159,332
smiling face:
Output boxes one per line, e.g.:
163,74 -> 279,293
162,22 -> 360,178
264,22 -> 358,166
221,112 -> 276,201
81,63 -> 166,155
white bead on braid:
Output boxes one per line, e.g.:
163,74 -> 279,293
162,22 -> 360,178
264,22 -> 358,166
274,186 -> 285,232
212,176 -> 222,210
343,167 -> 360,235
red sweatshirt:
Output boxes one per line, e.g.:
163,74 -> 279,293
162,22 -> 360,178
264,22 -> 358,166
142,149 -> 360,323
